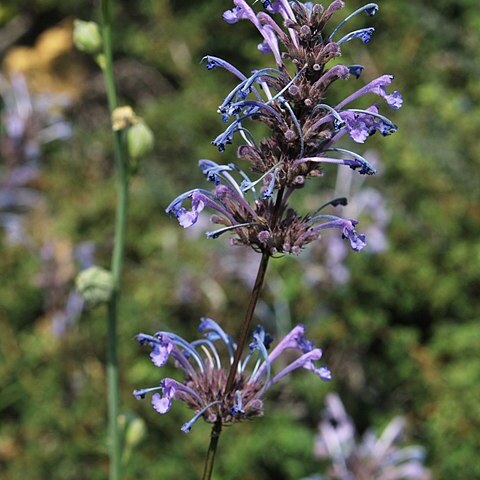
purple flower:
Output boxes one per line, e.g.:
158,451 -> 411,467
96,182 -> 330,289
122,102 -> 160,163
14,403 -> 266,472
337,75 -> 403,111
311,394 -> 431,480
167,160 -> 368,253
134,320 -> 330,432
167,2 -> 401,260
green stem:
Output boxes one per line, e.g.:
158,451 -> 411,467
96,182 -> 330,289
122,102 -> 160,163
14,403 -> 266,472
101,1 -> 128,479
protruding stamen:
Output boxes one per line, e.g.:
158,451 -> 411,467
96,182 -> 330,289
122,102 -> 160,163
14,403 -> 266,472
206,222 -> 262,239
201,55 -> 247,81
348,65 -> 365,79
328,3 -> 379,41
344,108 -> 398,134
133,386 -> 162,400
314,197 -> 348,214
313,103 -> 345,130
199,317 -> 236,363
337,27 -> 375,46
323,147 -> 376,175
199,160 -> 245,197
240,163 -> 281,193
181,401 -> 222,433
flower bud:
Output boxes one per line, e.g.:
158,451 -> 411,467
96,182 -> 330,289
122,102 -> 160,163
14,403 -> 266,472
127,121 -> 154,159
124,416 -> 147,448
75,266 -> 113,306
73,20 -> 102,55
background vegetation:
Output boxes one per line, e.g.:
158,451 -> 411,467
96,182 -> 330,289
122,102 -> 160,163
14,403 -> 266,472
1,0 -> 479,478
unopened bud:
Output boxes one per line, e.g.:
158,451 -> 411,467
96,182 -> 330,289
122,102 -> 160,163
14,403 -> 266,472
127,122 -> 154,159
75,266 -> 113,306
73,20 -> 102,55
125,416 -> 147,448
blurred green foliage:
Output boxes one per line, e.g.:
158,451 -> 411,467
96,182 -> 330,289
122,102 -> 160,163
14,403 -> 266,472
1,0 -> 480,479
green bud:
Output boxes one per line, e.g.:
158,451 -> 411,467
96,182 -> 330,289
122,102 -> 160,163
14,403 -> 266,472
75,266 -> 113,306
127,121 -> 154,159
124,416 -> 147,448
73,19 -> 102,55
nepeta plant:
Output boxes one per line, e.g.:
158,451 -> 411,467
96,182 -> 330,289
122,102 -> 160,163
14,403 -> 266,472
135,0 -> 401,478
309,393 -> 431,480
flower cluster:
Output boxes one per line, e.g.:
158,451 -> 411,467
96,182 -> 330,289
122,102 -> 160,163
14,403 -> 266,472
166,0 -> 401,256
134,320 -> 330,432
308,394 -> 431,480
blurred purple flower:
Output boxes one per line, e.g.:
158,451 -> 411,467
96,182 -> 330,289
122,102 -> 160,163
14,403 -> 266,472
0,74 -> 71,245
307,393 -> 431,480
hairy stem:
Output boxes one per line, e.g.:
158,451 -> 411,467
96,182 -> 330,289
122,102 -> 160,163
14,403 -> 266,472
101,0 -> 129,479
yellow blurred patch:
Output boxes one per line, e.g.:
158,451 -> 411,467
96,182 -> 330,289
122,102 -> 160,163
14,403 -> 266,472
2,18 -> 85,100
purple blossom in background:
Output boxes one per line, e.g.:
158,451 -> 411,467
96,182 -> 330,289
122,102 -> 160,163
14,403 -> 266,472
134,321 -> 330,432
305,393 -> 431,480
0,73 -> 71,245
166,0 -> 402,257
324,152 -> 390,284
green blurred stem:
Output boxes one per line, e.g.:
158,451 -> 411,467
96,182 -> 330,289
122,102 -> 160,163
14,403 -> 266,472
101,0 -> 128,479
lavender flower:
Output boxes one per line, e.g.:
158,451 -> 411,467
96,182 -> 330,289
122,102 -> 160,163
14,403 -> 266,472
134,320 -> 330,432
308,394 -> 431,480
166,160 -> 367,254
167,1 -> 402,256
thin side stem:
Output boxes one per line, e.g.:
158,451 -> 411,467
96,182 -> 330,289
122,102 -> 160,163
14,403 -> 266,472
101,1 -> 129,479
201,420 -> 223,480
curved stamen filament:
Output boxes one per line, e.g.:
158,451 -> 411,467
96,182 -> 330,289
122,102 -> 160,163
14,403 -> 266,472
181,401 -> 223,433
206,222 -> 263,239
328,3 -> 378,41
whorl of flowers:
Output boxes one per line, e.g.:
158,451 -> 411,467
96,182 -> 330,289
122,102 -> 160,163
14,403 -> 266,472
166,0 -> 402,256
310,393 -> 431,480
134,320 -> 330,432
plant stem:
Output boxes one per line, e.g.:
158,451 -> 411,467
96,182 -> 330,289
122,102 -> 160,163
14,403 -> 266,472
200,252 -> 270,479
225,251 -> 270,394
201,420 -> 223,480
101,1 -> 128,479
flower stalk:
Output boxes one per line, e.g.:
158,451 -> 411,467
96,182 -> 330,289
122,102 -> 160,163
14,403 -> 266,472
135,2 -> 401,479
225,251 -> 270,394
101,0 -> 129,478
201,252 -> 269,480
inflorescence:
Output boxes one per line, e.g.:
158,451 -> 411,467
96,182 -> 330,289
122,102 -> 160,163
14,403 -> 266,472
166,0 -> 402,256
134,320 -> 330,432
136,0 -> 402,433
